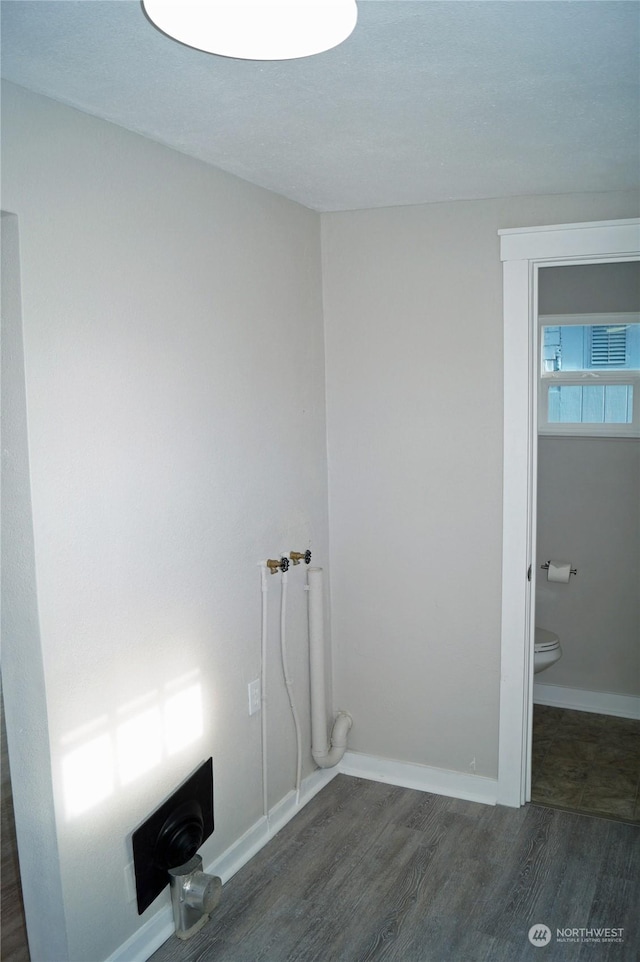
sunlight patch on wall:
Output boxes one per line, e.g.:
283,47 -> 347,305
62,732 -> 115,818
61,670 -> 205,819
117,704 -> 163,785
165,679 -> 203,756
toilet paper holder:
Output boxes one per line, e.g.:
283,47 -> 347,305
541,561 -> 577,576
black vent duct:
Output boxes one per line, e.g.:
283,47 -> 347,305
132,758 -> 214,914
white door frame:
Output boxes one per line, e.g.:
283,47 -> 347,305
496,218 -> 640,807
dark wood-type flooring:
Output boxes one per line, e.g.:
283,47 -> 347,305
1,682 -> 30,962
531,706 -> 640,823
150,774 -> 639,962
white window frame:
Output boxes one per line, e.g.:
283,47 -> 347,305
538,312 -> 640,438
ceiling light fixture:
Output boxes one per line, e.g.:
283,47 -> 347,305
142,1 -> 358,61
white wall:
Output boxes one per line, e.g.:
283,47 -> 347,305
1,209 -> 69,961
1,82 -> 329,962
321,190 -> 639,779
536,437 -> 640,695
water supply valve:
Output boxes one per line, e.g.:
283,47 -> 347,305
266,557 -> 289,574
290,549 -> 312,565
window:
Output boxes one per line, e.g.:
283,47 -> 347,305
538,313 -> 640,437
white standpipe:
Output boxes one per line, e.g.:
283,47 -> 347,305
259,563 -> 269,824
307,567 -> 352,768
280,571 -> 303,802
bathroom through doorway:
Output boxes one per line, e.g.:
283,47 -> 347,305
497,218 -> 640,810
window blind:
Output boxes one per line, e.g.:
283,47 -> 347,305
590,326 -> 627,367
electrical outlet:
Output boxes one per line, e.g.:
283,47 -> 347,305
248,679 -> 261,716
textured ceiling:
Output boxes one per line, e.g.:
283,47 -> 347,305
1,0 -> 639,212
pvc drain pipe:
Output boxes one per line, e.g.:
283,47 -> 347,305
307,567 -> 352,768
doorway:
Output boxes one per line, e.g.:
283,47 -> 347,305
530,261 -> 640,822
496,218 -> 640,808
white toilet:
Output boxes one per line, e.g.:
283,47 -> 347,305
534,627 -> 562,674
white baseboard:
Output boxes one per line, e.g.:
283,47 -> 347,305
106,911 -> 175,962
534,683 -> 640,719
105,767 -> 339,962
339,751 -> 498,806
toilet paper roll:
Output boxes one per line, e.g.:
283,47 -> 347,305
547,561 -> 572,583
